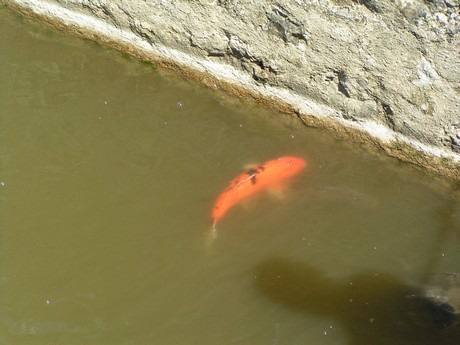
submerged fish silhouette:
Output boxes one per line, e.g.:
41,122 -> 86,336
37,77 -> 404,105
212,156 -> 306,234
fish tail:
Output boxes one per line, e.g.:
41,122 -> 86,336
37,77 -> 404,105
212,219 -> 218,239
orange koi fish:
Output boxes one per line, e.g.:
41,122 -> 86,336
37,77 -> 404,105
212,156 -> 306,233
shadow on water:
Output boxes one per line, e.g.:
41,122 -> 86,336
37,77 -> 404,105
254,257 -> 460,345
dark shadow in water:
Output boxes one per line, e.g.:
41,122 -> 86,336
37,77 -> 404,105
254,258 -> 460,345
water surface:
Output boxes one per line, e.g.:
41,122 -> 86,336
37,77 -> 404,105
1,7 -> 460,345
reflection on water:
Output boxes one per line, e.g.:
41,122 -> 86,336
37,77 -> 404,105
255,257 -> 460,345
1,7 -> 460,345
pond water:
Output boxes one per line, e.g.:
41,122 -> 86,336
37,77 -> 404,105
1,7 -> 460,345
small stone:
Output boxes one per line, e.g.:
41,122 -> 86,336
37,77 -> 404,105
436,13 -> 448,26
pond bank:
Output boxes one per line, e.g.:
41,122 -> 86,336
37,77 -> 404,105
2,0 -> 459,180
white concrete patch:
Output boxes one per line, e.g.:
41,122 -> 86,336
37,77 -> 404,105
412,57 -> 440,88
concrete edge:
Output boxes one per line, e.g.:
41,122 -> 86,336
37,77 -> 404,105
2,0 -> 460,181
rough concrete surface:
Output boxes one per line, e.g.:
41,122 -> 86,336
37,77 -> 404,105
2,0 -> 460,179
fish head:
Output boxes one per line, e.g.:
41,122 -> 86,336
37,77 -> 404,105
273,156 -> 307,176
258,156 -> 306,186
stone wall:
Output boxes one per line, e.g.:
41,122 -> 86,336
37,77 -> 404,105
2,0 -> 459,179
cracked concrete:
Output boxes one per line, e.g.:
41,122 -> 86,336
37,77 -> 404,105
2,0 -> 459,179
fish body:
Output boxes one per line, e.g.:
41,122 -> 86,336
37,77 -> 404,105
212,156 -> 306,227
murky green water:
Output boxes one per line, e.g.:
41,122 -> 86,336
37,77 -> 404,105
1,7 -> 460,345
